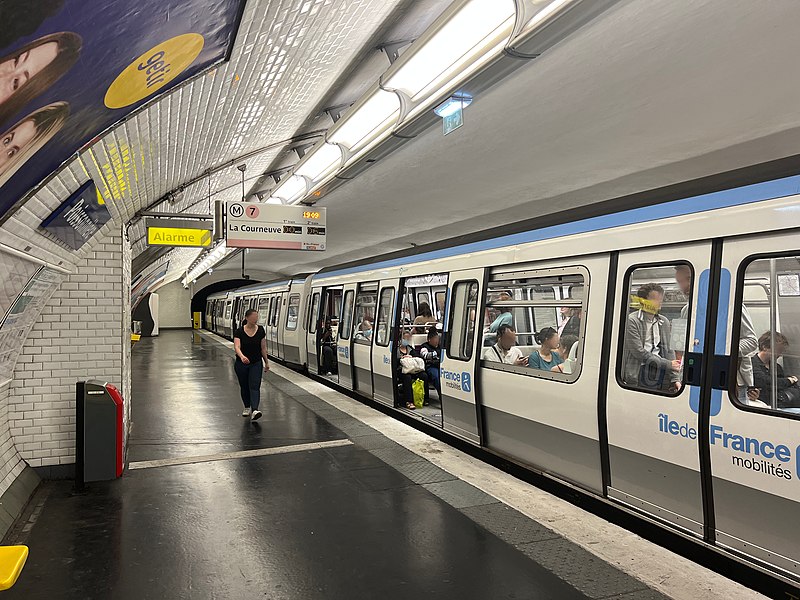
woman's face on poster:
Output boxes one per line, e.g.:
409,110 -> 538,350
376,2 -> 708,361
0,118 -> 36,172
0,42 -> 59,104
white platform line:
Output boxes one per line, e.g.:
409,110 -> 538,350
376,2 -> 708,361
128,439 -> 352,470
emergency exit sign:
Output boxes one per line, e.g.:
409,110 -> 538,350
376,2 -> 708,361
443,106 -> 463,135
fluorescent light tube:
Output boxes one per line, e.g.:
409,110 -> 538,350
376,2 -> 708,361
294,143 -> 342,182
328,89 -> 400,152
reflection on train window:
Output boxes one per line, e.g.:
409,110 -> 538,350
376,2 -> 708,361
270,295 -> 281,327
353,283 -> 377,345
375,288 -> 395,347
618,264 -> 691,395
258,296 -> 270,324
448,281 -> 478,361
309,292 -> 320,334
481,268 -> 587,381
286,294 -> 300,331
340,290 -> 354,341
732,254 -> 800,415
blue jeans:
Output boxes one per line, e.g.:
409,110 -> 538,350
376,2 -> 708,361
426,366 -> 441,397
235,359 -> 263,411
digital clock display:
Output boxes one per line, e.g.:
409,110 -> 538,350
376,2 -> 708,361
303,211 -> 320,219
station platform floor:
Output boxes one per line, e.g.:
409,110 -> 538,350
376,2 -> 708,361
2,331 -> 766,600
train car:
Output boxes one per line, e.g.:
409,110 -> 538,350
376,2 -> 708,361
215,174 -> 800,586
205,291 -> 233,337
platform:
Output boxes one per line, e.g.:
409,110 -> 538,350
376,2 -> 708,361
0,331 -> 764,599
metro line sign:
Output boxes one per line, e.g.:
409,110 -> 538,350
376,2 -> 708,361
225,202 -> 326,251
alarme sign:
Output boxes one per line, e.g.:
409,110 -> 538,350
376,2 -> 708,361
225,202 -> 326,251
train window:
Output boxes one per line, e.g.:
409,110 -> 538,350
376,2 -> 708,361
375,288 -> 395,347
353,284 -> 377,345
340,291 -> 354,340
731,254 -> 800,416
481,267 -> 587,381
285,294 -> 300,331
435,291 -> 447,321
447,281 -> 478,361
258,297 -> 270,324
225,301 -> 232,319
309,292 -> 320,334
270,296 -> 281,327
617,263 -> 692,395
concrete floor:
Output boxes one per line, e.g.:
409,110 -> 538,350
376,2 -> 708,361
2,331 -> 621,600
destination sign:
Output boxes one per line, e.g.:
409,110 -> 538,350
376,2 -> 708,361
146,219 -> 212,248
225,202 -> 326,251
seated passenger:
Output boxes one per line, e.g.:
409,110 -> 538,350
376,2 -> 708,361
485,324 -> 528,366
558,334 -> 579,360
751,332 -> 800,409
414,302 -> 435,333
529,327 -> 565,372
622,283 -> 681,392
356,316 -> 373,340
486,292 -> 513,334
420,327 -> 442,400
397,330 -> 425,409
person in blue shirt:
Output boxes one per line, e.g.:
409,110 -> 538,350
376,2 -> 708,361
420,327 -> 442,401
488,292 -> 513,333
529,327 -> 566,373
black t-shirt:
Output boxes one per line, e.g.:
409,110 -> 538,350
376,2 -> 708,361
235,325 -> 266,364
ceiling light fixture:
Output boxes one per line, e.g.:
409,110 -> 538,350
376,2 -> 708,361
434,94 -> 473,118
181,240 -> 228,286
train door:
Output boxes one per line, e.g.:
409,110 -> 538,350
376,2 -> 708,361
275,291 -> 287,360
605,242 -> 713,537
336,285 -> 357,389
283,293 -> 301,364
440,269 -> 484,443
711,232 -> 800,577
305,289 -> 322,375
257,296 -> 270,353
371,280 -> 399,406
266,296 -> 278,356
352,282 -> 378,397
318,287 -> 343,382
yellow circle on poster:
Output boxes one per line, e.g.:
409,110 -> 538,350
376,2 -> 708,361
104,33 -> 204,109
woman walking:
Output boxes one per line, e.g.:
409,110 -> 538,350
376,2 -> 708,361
234,309 -> 269,421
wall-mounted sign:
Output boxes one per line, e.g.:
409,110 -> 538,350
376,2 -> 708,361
146,218 -> 212,248
225,202 -> 326,251
40,180 -> 111,250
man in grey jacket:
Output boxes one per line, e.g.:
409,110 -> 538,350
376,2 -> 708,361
622,283 -> 682,392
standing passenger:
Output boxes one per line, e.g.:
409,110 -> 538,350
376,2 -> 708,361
233,309 -> 269,421
414,302 -> 435,333
487,292 -> 513,333
622,283 -> 681,391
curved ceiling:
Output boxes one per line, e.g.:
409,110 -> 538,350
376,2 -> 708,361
210,0 -> 800,282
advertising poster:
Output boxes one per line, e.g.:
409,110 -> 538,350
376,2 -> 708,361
0,0 -> 245,219
40,180 -> 110,250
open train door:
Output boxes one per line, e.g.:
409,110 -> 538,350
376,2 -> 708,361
305,288 -> 322,375
440,269 -> 484,444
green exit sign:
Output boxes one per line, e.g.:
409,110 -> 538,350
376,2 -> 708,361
443,106 -> 463,135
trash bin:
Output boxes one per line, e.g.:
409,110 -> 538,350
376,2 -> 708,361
76,380 -> 124,487
192,312 -> 201,329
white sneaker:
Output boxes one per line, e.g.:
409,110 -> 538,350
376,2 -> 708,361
251,410 -> 262,421
242,408 -> 251,417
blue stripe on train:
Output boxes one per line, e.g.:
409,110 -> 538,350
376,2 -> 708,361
314,175 -> 800,281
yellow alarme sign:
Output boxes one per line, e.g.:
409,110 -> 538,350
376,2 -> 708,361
147,227 -> 211,248
105,33 -> 205,109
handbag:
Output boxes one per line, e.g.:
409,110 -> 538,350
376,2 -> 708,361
400,356 -> 425,374
778,384 -> 800,408
412,379 -> 426,408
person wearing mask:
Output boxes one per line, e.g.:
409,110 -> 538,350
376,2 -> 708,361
357,316 -> 373,341
420,327 -> 442,400
529,327 -> 566,372
486,324 -> 528,366
233,309 -> 269,421
622,283 -> 681,391
397,330 -> 423,409
413,302 -> 435,333
751,332 -> 800,409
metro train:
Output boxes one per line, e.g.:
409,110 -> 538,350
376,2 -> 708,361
206,174 -> 800,587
